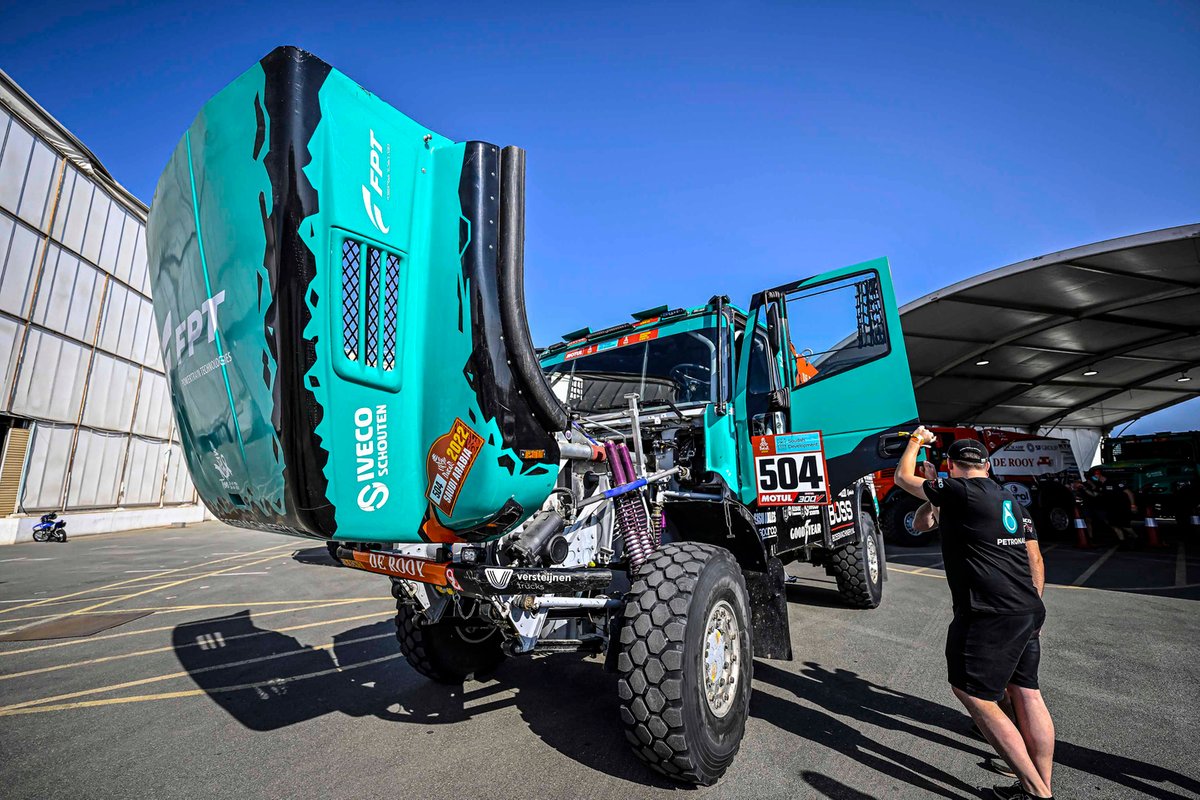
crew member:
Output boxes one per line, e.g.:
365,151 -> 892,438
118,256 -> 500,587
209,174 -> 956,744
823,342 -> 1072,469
896,427 -> 1055,800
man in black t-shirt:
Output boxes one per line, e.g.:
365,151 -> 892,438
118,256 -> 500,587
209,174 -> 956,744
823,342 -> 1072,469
896,427 -> 1055,800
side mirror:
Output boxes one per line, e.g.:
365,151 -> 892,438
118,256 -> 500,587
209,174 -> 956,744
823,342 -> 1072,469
767,389 -> 790,412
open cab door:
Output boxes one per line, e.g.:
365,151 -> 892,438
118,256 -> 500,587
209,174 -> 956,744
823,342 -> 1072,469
734,258 -> 918,513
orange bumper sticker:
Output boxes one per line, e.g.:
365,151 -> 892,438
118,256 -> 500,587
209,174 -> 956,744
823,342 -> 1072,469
426,417 -> 485,517
341,550 -> 451,587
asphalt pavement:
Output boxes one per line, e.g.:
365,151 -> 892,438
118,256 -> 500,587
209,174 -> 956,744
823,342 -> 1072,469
0,523 -> 1197,800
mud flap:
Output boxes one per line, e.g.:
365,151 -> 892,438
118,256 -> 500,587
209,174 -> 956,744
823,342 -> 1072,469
743,557 -> 792,660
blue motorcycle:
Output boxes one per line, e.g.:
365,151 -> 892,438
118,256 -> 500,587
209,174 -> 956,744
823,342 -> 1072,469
32,512 -> 66,542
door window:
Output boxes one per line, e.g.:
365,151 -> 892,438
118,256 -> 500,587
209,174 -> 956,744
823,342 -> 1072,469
783,272 -> 889,387
745,326 -> 778,422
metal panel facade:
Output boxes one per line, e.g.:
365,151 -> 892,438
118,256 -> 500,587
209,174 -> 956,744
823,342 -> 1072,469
0,100 -> 197,513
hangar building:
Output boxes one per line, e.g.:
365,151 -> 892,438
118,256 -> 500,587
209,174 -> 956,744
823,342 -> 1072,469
0,69 -> 203,543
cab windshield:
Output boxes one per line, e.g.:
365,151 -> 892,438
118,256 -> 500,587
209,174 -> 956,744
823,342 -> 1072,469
543,326 -> 726,415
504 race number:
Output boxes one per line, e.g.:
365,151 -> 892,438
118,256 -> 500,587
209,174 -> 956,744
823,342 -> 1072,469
752,431 -> 830,506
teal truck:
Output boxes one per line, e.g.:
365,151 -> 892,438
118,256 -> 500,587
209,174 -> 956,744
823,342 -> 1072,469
1102,431 -> 1199,523
146,46 -> 919,784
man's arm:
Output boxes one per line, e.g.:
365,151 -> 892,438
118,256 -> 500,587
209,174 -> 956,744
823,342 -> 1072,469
913,502 -> 939,532
1026,539 -> 1045,596
894,425 -> 936,500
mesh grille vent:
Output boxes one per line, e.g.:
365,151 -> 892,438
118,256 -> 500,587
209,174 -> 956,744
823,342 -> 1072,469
341,240 -> 361,361
364,248 -> 381,367
382,253 -> 400,370
340,236 -> 401,373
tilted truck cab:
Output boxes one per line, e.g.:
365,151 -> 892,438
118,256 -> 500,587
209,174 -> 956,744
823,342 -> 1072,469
147,46 -> 920,786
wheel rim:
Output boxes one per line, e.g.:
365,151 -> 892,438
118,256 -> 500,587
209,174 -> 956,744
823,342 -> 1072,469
702,599 -> 741,718
1050,507 -> 1070,532
902,510 -> 918,537
865,533 -> 880,584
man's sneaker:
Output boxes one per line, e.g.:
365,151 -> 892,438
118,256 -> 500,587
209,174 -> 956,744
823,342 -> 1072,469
992,780 -> 1053,799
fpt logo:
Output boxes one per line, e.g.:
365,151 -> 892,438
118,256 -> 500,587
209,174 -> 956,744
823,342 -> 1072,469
362,129 -> 390,234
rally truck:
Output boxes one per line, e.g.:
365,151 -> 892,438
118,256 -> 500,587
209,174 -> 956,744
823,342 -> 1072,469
145,46 -> 919,785
1102,431 -> 1200,524
874,426 -> 1080,546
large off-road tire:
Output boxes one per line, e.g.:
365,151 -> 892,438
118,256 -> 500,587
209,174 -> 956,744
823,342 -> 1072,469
829,515 -> 884,609
617,542 -> 753,786
880,490 -> 937,546
394,599 -> 504,684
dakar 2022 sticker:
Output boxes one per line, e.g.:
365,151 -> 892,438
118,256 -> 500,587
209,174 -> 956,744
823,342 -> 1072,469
427,418 -> 485,515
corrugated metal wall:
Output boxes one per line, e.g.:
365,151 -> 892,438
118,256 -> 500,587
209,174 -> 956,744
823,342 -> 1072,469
0,103 -> 198,512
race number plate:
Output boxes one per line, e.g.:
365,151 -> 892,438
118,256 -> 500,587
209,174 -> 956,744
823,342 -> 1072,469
752,431 -> 830,506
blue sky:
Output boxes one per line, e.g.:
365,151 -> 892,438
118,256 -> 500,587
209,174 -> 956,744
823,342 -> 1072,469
3,1 -> 1197,432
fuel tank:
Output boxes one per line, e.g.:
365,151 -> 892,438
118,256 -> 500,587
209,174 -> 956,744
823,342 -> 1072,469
146,46 -> 567,544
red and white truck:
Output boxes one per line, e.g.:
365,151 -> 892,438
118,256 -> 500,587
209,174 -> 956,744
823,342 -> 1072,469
874,427 -> 1080,545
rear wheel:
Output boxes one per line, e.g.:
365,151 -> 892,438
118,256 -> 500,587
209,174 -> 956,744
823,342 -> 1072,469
1035,482 -> 1075,539
829,514 -> 885,609
617,542 -> 752,785
880,490 -> 937,546
394,598 -> 504,683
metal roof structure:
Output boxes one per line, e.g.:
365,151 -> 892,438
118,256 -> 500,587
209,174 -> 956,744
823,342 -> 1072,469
0,67 -> 147,217
900,223 -> 1200,431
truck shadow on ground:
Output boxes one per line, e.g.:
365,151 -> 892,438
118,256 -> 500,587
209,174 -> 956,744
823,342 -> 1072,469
170,610 -> 676,788
754,661 -> 1200,800
170,613 -> 1200,798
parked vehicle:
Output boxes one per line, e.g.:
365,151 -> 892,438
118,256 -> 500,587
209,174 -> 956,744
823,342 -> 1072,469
32,512 -> 66,542
874,427 -> 1079,545
1102,431 -> 1199,522
145,46 -> 919,785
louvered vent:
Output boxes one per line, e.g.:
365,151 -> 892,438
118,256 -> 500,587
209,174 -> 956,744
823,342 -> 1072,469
340,236 -> 401,373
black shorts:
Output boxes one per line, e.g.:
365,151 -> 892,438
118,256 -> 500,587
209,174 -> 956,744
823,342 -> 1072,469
946,609 -> 1045,702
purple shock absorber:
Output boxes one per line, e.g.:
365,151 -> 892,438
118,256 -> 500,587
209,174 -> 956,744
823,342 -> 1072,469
609,441 -> 654,569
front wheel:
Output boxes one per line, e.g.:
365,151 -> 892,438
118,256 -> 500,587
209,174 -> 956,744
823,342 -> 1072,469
32,529 -> 49,542
829,514 -> 885,609
394,599 -> 504,684
617,542 -> 752,785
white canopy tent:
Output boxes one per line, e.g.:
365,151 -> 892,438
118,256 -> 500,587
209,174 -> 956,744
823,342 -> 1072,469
898,224 -> 1200,471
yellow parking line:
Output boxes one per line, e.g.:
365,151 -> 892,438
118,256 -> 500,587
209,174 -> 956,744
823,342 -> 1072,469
0,611 -> 389,681
1073,546 -> 1118,586
0,544 -> 295,617
0,653 -> 404,717
63,554 -> 287,618
0,598 -> 388,631
0,599 -> 390,656
0,631 -> 394,713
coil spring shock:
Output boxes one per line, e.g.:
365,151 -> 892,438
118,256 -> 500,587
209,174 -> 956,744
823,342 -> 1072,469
604,441 -> 656,570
